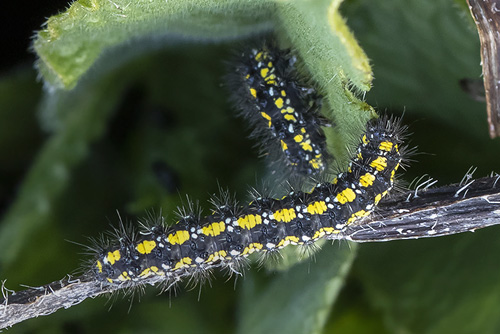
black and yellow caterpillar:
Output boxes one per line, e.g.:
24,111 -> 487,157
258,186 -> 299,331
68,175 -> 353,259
93,116 -> 407,285
228,42 -> 329,177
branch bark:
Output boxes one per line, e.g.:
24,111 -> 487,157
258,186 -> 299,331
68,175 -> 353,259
468,0 -> 500,138
1,176 -> 499,329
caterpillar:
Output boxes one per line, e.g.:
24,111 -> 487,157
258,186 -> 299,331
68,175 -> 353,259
227,41 -> 329,177
92,115 -> 407,286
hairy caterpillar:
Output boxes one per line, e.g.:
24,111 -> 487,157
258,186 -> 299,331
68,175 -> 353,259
92,116 -> 407,286
227,42 -> 329,177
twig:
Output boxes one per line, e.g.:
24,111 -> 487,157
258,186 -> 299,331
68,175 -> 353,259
468,0 -> 500,138
1,176 -> 499,329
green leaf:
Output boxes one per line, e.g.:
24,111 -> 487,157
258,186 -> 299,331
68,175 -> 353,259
277,0 -> 376,161
4,0 -> 405,332
33,0 -> 275,89
0,62 -> 136,273
330,0 -> 500,333
238,243 -> 356,334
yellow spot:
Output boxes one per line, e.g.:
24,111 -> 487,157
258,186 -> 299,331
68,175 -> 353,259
301,127 -> 306,133
268,61 -> 273,67
264,73 -> 276,83
359,173 -> 375,187
313,227 -> 336,239
107,278 -> 113,283
206,250 -> 228,263
294,134 -> 303,143
245,74 -> 250,80
260,112 -> 272,128
202,221 -> 226,237
277,236 -> 300,248
242,243 -> 263,255
357,152 -> 363,160
255,51 -> 263,61
374,193 -> 382,204
362,135 -> 369,145
281,107 -> 295,114
138,266 -> 160,278
275,97 -> 284,109
96,260 -> 103,273
118,271 -> 131,281
370,156 -> 388,172
174,257 -> 193,271
347,210 -> 370,224
238,214 -> 262,229
309,157 -> 322,170
168,230 -> 190,245
284,114 -> 296,122
307,201 -> 327,215
250,88 -> 257,98
139,268 -> 151,277
273,208 -> 296,222
300,141 -> 313,152
281,140 -> 288,151
136,240 -> 156,254
281,90 -> 286,97
379,141 -> 393,152
336,188 -> 356,204
260,68 -> 269,78
106,250 -> 121,265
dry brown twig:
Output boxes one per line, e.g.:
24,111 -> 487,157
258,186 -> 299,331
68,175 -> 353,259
1,175 -> 499,329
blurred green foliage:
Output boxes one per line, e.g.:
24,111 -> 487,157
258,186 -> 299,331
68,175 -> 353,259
1,0 -> 500,333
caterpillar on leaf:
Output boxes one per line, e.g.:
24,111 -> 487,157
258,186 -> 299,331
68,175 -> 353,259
92,116 -> 408,287
227,41 -> 330,178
